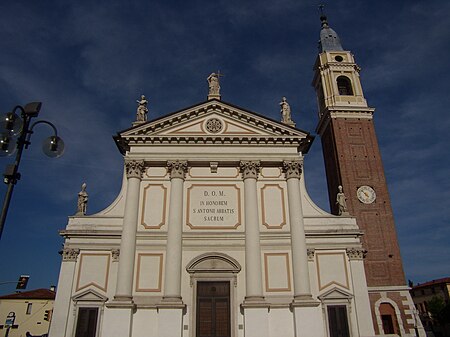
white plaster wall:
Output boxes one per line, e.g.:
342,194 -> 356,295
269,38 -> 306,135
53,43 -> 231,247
132,309 -> 158,337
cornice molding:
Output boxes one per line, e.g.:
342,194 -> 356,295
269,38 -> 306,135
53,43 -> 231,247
316,108 -> 375,136
115,100 -> 314,154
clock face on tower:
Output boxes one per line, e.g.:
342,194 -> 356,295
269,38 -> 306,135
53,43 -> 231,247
357,185 -> 376,204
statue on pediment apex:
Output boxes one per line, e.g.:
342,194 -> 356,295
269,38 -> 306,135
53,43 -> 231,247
207,72 -> 222,99
136,95 -> 149,122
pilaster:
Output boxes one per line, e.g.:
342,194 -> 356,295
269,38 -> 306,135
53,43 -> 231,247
346,247 -> 375,336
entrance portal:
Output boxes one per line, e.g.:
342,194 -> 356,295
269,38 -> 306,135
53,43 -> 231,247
196,281 -> 230,337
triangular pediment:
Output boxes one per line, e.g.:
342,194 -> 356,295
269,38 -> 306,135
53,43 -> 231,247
72,289 -> 108,302
163,113 -> 265,136
318,287 -> 353,301
115,100 -> 313,153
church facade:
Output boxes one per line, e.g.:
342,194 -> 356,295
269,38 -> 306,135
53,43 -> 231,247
49,16 -> 424,337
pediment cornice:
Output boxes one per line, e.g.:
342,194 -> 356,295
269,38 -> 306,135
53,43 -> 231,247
114,100 -> 314,154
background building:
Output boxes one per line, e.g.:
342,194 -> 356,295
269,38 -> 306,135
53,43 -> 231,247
0,288 -> 55,337
411,277 -> 450,336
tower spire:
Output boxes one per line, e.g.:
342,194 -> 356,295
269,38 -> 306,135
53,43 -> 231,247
317,6 -> 343,52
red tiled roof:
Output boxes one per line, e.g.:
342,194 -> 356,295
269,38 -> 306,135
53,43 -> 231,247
0,288 -> 55,300
413,277 -> 450,289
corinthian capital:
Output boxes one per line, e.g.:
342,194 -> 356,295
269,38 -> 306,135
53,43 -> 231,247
111,249 -> 120,262
62,248 -> 80,261
240,161 -> 261,180
346,248 -> 367,260
125,159 -> 145,179
282,160 -> 302,179
167,160 -> 188,180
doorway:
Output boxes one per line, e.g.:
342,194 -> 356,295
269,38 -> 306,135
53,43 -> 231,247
196,281 -> 230,337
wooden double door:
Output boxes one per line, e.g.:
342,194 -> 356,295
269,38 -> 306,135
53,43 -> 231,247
196,281 -> 231,337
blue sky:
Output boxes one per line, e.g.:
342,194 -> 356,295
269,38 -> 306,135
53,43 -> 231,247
0,1 -> 449,295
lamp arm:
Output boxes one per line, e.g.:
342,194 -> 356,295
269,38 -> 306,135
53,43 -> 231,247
25,120 -> 59,148
12,105 -> 26,116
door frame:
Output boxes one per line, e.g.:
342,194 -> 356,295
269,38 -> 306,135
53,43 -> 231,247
191,274 -> 237,337
196,281 -> 232,337
186,253 -> 241,337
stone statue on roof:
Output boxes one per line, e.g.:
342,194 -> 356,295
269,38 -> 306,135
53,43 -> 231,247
76,183 -> 88,216
136,95 -> 149,122
207,72 -> 222,99
336,185 -> 349,215
279,96 -> 296,127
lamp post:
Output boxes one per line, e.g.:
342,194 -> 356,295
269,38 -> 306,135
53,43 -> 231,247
0,102 -> 64,240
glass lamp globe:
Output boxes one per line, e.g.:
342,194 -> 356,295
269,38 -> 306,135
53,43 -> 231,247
42,136 -> 65,158
0,112 -> 23,136
0,133 -> 16,157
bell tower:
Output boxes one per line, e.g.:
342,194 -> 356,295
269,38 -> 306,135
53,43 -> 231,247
312,13 -> 423,336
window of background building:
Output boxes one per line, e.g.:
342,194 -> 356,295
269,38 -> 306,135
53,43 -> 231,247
26,303 -> 32,315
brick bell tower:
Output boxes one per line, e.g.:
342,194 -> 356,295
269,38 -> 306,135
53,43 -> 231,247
312,13 -> 424,336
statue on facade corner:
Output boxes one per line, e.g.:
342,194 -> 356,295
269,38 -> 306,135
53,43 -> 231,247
279,96 -> 295,127
136,95 -> 149,122
76,183 -> 88,216
207,72 -> 221,97
336,185 -> 349,215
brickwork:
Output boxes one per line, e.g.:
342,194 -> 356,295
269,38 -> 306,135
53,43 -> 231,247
321,117 -> 405,287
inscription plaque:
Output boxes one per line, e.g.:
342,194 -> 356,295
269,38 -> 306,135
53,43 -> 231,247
186,184 -> 241,229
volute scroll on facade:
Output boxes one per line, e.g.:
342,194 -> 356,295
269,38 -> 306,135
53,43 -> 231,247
124,159 -> 145,179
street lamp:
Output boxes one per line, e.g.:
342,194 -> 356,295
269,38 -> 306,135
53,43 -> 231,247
0,102 -> 64,239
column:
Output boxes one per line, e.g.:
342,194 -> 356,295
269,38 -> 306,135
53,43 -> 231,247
240,161 -> 269,337
162,160 -> 187,302
157,160 -> 187,337
48,248 -> 79,337
103,159 -> 144,337
240,160 -> 264,301
115,159 -> 145,300
283,160 -> 321,337
283,160 -> 313,301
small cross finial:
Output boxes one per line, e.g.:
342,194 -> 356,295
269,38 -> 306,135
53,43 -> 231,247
318,4 -> 328,27
318,4 -> 325,16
